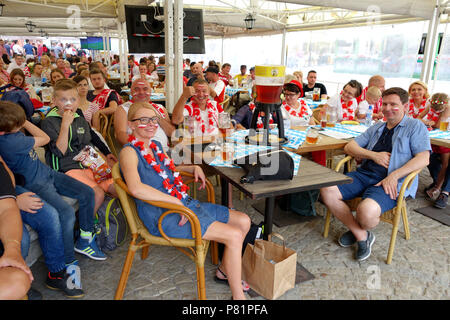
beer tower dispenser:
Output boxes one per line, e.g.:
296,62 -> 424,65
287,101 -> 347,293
245,65 -> 288,145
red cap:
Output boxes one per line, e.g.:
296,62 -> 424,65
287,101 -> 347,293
285,80 -> 303,91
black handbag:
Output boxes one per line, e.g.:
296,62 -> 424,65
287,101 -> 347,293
233,148 -> 294,184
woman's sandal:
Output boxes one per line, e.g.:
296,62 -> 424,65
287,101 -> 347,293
214,268 -> 250,292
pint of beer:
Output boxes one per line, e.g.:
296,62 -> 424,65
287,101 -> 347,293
440,118 -> 449,131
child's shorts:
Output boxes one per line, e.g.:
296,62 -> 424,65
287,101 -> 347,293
66,169 -> 113,193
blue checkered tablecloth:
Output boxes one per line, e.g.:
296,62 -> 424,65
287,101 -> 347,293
428,129 -> 450,140
320,123 -> 365,139
210,132 -> 302,175
225,86 -> 251,97
208,145 -> 302,176
300,98 -> 327,110
226,129 -> 306,150
208,143 -> 273,168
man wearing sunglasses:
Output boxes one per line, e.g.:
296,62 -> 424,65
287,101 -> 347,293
114,79 -> 175,151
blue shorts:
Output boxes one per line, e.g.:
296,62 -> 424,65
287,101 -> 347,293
337,169 -> 397,214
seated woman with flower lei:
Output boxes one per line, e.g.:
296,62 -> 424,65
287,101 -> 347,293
119,102 -> 252,300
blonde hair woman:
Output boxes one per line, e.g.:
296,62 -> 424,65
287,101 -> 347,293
119,102 -> 251,300
407,80 -> 430,118
293,71 -> 303,85
40,55 -> 53,80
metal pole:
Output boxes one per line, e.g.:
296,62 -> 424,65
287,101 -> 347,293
174,0 -> 184,109
221,36 -> 224,65
421,3 -> 440,84
102,28 -> 106,63
281,28 -> 286,66
117,21 -> 124,83
106,29 -> 111,67
123,22 -> 129,83
164,0 -> 175,112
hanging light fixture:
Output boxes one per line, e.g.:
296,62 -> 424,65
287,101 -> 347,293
0,2 -> 5,17
244,13 -> 255,30
25,21 -> 37,32
39,29 -> 45,37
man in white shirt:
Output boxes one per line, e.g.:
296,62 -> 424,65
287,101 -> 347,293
132,63 -> 152,82
205,66 -> 226,104
171,79 -> 224,136
7,54 -> 28,74
12,40 -> 23,55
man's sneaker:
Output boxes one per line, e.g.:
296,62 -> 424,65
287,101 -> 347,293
46,272 -> 84,298
355,231 -> 376,262
434,192 -> 449,209
74,234 -> 107,261
338,230 -> 357,247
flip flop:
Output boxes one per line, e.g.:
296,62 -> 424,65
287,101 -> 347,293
214,268 -> 250,292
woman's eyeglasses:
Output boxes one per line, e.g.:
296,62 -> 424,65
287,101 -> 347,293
131,116 -> 159,125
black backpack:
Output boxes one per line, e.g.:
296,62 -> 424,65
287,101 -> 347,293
95,195 -> 128,251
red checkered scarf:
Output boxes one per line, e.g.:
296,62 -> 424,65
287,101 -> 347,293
92,89 -> 122,109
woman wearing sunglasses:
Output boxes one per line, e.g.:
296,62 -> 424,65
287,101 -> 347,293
120,102 -> 252,300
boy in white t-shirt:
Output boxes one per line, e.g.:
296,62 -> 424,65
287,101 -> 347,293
356,86 -> 383,122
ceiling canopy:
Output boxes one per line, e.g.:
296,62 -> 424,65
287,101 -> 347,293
0,0 -> 447,38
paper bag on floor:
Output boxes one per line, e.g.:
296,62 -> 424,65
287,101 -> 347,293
242,233 -> 297,300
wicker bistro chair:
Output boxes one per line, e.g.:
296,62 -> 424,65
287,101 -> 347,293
323,156 -> 421,264
98,113 -> 121,158
112,163 -> 219,300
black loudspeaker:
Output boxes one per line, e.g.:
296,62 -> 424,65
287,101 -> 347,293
124,5 -> 205,54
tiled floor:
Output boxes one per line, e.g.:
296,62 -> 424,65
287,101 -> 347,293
30,170 -> 449,300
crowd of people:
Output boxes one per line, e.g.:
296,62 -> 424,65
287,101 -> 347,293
0,37 -> 448,300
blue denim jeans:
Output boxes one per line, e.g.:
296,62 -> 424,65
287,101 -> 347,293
428,152 -> 450,193
24,171 -> 96,264
16,186 -> 67,273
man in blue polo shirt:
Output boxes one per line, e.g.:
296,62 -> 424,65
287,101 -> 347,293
23,40 -> 35,60
320,87 -> 431,261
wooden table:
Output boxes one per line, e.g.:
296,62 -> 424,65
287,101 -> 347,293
181,141 -> 353,238
215,159 -> 351,238
430,138 -> 450,149
288,126 -> 349,154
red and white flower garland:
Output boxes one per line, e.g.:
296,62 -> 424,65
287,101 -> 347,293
184,100 -> 223,134
424,107 -> 441,123
282,100 -> 309,121
128,135 -> 189,200
340,99 -> 355,121
248,102 -> 274,129
407,98 -> 427,118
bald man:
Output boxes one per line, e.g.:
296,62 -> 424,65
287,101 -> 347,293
114,79 -> 174,151
186,62 -> 205,87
